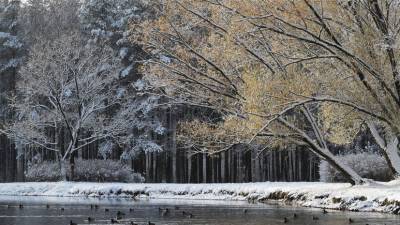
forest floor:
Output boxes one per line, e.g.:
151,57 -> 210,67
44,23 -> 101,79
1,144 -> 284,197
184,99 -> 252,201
0,181 -> 400,214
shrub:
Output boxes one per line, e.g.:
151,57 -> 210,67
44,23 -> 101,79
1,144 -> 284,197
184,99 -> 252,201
71,159 -> 145,183
25,161 -> 63,182
25,159 -> 144,183
319,152 -> 392,182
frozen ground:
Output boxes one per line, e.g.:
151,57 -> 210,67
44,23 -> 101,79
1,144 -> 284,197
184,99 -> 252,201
0,181 -> 400,214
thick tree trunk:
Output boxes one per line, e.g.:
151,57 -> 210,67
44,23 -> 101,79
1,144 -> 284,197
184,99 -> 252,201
309,144 -> 363,185
368,123 -> 400,177
60,159 -> 68,181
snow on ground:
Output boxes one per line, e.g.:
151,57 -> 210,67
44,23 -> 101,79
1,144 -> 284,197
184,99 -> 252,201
0,181 -> 400,214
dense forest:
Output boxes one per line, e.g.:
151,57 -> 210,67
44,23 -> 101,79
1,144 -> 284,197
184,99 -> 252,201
0,0 -> 399,186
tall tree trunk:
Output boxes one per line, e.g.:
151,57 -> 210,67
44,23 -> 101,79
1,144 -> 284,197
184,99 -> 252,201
16,139 -> 24,182
60,157 -> 68,181
221,152 -> 225,182
187,154 -> 192,183
202,153 -> 207,183
170,111 -> 177,183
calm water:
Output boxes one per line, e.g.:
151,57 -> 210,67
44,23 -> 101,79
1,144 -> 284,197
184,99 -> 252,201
0,196 -> 398,225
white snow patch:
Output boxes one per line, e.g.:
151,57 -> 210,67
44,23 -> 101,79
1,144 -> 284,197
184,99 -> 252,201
1,182 -> 400,214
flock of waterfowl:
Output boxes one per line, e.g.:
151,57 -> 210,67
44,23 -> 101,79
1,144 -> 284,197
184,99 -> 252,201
5,204 -> 195,225
3,204 -> 387,225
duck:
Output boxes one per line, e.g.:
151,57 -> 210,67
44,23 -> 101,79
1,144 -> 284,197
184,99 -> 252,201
111,218 -> 119,224
283,217 -> 289,223
322,208 -> 328,214
117,211 -> 125,216
87,217 -> 94,223
161,209 -> 169,217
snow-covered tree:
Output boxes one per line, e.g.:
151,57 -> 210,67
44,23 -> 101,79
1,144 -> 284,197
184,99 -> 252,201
8,33 -> 123,180
18,0 -> 81,45
79,0 -> 166,158
131,0 -> 399,185
0,0 -> 23,121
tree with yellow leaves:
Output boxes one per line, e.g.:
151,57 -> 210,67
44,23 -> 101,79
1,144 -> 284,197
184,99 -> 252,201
130,0 -> 400,185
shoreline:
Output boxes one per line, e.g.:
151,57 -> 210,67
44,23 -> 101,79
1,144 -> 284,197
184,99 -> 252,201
0,182 -> 399,214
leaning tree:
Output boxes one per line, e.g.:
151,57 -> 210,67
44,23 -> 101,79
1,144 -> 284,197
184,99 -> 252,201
130,0 -> 400,185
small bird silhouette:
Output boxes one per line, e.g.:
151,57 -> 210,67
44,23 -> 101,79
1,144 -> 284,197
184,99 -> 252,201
111,218 -> 119,224
87,217 -> 94,223
69,220 -> 77,225
349,218 -> 354,223
148,221 -> 155,225
129,208 -> 134,212
105,208 -> 109,212
46,204 -> 50,209
19,204 -> 23,209
60,207 -> 64,211
243,209 -> 248,214
312,216 -> 319,220
293,213 -> 297,219
283,217 -> 289,223
322,208 -> 328,214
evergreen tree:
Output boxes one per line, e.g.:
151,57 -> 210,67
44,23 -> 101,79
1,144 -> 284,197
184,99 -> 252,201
0,0 -> 23,121
80,0 -> 166,159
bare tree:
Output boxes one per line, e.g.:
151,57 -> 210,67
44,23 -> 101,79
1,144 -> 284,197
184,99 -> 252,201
7,33 -> 122,180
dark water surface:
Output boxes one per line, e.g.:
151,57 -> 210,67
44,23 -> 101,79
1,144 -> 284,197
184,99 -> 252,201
0,196 -> 398,225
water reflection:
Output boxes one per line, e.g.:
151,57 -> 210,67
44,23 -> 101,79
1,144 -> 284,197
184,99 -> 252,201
0,196 -> 398,225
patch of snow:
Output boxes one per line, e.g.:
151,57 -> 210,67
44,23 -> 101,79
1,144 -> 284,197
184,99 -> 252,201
121,65 -> 133,78
1,182 -> 400,214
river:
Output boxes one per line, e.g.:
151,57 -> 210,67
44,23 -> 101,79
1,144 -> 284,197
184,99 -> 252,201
0,196 -> 398,225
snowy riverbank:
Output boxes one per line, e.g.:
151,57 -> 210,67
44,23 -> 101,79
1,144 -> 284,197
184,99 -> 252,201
1,181 -> 400,214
